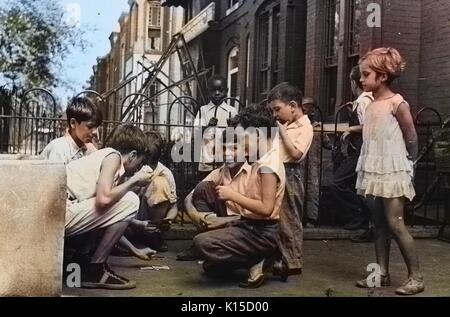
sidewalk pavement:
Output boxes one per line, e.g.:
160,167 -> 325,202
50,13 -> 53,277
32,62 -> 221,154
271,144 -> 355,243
63,238 -> 450,297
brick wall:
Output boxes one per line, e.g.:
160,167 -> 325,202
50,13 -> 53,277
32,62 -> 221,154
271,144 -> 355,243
185,0 -> 450,118
282,0 -> 307,92
359,0 -> 450,118
304,0 -> 324,101
419,0 -> 450,117
209,0 -> 307,104
360,0 -> 422,110
382,0 -> 422,110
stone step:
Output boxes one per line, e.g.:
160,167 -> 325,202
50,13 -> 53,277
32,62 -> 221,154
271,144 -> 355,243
165,223 -> 441,241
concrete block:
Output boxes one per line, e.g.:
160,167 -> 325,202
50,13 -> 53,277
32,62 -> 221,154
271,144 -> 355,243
0,155 -> 66,297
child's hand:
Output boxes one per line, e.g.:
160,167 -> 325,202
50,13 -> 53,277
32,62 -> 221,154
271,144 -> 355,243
344,101 -> 354,110
131,166 -> 154,186
341,129 -> 351,144
408,157 -> 416,182
216,185 -> 235,201
276,121 -> 288,134
208,117 -> 218,127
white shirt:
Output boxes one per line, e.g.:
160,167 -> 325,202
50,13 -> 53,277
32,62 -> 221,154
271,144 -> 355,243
40,134 -> 96,164
353,92 -> 374,125
194,102 -> 238,127
66,148 -> 123,202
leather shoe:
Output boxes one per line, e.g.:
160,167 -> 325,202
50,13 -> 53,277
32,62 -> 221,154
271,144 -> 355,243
395,277 -> 425,295
272,260 -> 302,282
238,273 -> 265,289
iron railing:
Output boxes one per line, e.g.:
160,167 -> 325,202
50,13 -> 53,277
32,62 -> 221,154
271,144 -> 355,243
0,89 -> 448,228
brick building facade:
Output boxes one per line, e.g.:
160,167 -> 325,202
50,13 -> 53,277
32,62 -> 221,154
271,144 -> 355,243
162,0 -> 450,121
163,0 -> 307,107
91,1 -> 184,123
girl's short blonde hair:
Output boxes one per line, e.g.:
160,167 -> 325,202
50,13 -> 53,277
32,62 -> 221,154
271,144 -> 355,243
359,47 -> 406,83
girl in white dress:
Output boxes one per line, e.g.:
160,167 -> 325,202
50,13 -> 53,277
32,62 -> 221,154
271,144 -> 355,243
355,47 -> 424,295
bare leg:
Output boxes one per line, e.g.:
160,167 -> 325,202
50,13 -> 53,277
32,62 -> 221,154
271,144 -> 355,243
365,197 -> 391,276
148,201 -> 170,222
90,221 -> 130,264
72,231 -> 101,258
130,218 -> 147,230
383,198 -> 421,279
118,236 -> 156,261
131,202 -> 175,232
165,203 -> 179,221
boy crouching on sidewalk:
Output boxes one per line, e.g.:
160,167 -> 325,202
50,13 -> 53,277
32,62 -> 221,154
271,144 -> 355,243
65,124 -> 154,290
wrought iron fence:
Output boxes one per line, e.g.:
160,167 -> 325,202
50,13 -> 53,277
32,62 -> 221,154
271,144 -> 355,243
0,88 -> 448,228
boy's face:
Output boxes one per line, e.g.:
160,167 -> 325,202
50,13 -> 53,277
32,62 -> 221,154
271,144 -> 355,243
222,141 -> 246,166
208,79 -> 228,105
270,100 -> 296,124
302,103 -> 315,116
124,153 -> 145,176
242,126 -> 271,162
350,79 -> 360,97
70,119 -> 98,145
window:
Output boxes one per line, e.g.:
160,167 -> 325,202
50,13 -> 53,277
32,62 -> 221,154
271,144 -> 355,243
256,3 -> 281,101
323,0 -> 340,117
321,0 -> 363,119
227,47 -> 239,98
271,6 -> 280,87
325,0 -> 340,67
345,0 -> 363,101
148,1 -> 161,27
226,0 -> 240,16
184,1 -> 194,24
124,16 -> 131,53
348,0 -> 362,57
148,29 -> 161,50
257,12 -> 269,98
147,1 -> 162,51
134,4 -> 139,42
245,35 -> 251,105
144,82 -> 159,123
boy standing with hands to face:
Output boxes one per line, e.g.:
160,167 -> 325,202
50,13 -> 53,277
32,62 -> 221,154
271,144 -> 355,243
269,83 -> 314,281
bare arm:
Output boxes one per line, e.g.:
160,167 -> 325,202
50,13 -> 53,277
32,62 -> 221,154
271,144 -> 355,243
348,125 -> 363,134
202,214 -> 241,231
217,172 -> 278,217
95,154 -> 152,212
342,125 -> 363,143
395,102 -> 419,161
184,191 -> 240,230
184,191 -> 208,228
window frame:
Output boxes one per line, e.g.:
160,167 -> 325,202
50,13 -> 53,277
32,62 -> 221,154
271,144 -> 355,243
147,0 -> 162,52
321,0 -> 362,119
226,0 -> 240,16
255,1 -> 281,101
227,46 -> 240,99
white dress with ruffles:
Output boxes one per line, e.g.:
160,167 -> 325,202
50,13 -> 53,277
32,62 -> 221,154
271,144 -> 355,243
356,94 -> 416,201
